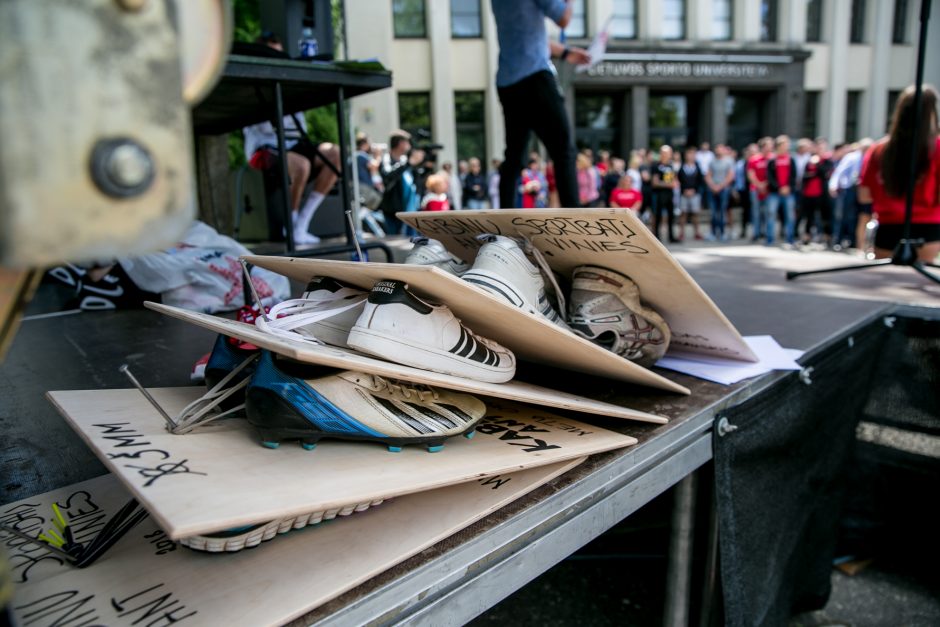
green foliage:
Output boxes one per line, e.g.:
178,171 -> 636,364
306,105 -> 339,145
232,0 -> 261,43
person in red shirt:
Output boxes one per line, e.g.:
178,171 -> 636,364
766,135 -> 799,245
746,137 -> 773,241
420,174 -> 450,211
610,175 -> 642,211
798,142 -> 835,244
859,85 -> 940,262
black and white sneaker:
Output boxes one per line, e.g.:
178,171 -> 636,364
347,280 -> 516,383
461,235 -> 569,329
568,266 -> 670,368
403,237 -> 469,275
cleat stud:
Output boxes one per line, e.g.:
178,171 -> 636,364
427,444 -> 445,453
261,441 -> 280,450
387,445 -> 403,453
301,442 -> 317,451
463,430 -> 476,440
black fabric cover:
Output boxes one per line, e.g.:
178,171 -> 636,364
714,320 -> 888,627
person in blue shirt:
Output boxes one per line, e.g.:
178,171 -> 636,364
490,0 -> 589,209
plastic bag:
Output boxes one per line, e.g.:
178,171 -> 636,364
119,221 -> 289,313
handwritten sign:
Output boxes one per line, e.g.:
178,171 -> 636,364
7,459 -> 584,627
399,209 -> 757,363
48,388 -> 635,540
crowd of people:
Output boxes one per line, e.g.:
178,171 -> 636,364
358,130 -> 870,251
354,84 -> 938,263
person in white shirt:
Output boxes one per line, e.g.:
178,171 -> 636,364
828,138 -> 873,249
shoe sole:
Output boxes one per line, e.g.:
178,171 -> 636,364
346,326 -> 514,383
179,498 -> 385,553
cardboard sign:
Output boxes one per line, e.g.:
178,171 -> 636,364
398,208 -> 758,363
5,459 -> 582,626
240,257 -> 690,395
146,302 -> 673,420
47,387 -> 635,539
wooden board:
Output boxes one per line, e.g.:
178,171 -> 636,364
241,256 -> 690,395
146,301 -> 674,421
398,208 -> 758,363
47,387 -> 635,539
5,460 -> 582,626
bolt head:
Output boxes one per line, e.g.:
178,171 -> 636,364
106,143 -> 153,188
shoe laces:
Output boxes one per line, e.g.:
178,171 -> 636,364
373,375 -> 441,402
255,291 -> 366,344
171,354 -> 258,434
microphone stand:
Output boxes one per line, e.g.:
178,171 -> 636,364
786,0 -> 940,284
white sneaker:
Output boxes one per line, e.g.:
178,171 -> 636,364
255,277 -> 367,348
567,266 -> 670,367
347,280 -> 516,383
403,237 -> 469,275
293,231 -> 321,246
461,235 -> 569,329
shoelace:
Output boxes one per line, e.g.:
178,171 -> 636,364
171,354 -> 258,434
254,292 -> 367,344
519,236 -> 567,322
373,375 -> 441,403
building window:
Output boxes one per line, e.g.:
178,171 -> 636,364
803,91 -> 820,139
850,0 -> 866,43
892,0 -> 909,44
611,0 -> 638,39
398,92 -> 431,138
806,0 -> 823,42
712,0 -> 733,40
454,91 -> 486,161
886,90 -> 902,130
451,0 -> 481,38
567,0 -> 587,38
662,0 -> 686,40
760,0 -> 778,41
393,0 -> 426,38
845,91 -> 861,141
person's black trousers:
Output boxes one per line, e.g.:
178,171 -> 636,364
497,70 -> 577,208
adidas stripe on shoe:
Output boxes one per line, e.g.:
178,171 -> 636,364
461,235 -> 569,329
245,351 -> 486,452
347,279 -> 516,383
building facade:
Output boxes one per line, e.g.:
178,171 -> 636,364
345,0 -> 929,165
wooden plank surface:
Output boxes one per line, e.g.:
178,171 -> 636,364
47,387 -> 635,539
5,459 -> 582,626
146,301 -> 675,420
241,256 -> 690,395
398,208 -> 758,362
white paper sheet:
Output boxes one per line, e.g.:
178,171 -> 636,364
575,16 -> 611,73
655,336 -> 804,385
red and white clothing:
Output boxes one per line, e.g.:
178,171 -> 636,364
420,192 -> 450,212
610,187 -> 642,210
747,154 -> 769,200
860,136 -> 940,225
